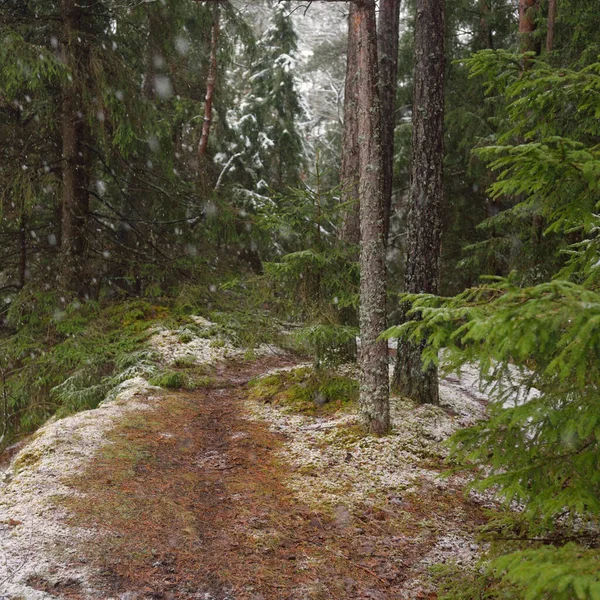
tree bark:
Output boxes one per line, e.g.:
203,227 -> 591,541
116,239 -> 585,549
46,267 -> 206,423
339,2 -> 361,245
60,0 -> 90,295
198,5 -> 220,158
143,8 -> 160,99
519,0 -> 539,54
393,0 -> 445,405
18,213 -> 27,289
546,0 -> 556,53
378,0 -> 401,242
355,0 -> 390,435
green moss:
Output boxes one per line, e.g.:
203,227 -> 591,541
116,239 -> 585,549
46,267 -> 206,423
149,370 -> 189,389
0,293 -> 172,450
12,445 -> 43,474
189,375 -> 215,389
171,355 -> 197,368
249,367 -> 358,415
323,423 -> 368,449
430,562 -> 516,599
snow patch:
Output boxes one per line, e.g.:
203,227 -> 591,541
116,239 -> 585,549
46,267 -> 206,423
0,378 -> 160,599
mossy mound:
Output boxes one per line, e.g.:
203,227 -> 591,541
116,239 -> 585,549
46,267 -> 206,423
249,367 -> 358,415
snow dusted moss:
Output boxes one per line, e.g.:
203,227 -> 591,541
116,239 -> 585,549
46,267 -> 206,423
245,363 -> 490,597
0,378 -> 161,599
0,316 -> 248,599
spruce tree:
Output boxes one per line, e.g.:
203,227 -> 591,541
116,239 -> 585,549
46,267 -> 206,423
386,50 -> 600,600
224,2 -> 304,194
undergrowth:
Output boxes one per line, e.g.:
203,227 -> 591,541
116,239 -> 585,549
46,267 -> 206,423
0,279 -> 287,450
249,367 -> 358,415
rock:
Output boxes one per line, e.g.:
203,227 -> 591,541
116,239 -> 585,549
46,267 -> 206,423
313,391 -> 328,407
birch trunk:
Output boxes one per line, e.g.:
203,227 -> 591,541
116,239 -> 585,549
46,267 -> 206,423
198,6 -> 220,158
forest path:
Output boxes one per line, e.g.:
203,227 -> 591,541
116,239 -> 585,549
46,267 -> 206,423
21,353 -> 487,600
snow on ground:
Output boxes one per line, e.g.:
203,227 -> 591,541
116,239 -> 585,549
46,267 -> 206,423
247,364 -> 487,510
0,378 -> 160,599
0,317 -> 252,599
0,318 -> 497,599
150,316 -> 286,366
245,363 -> 492,596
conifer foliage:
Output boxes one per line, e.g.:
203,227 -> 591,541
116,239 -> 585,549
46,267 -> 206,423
387,51 -> 600,599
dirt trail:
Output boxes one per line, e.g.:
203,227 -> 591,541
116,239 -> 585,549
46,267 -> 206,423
22,355 -> 485,600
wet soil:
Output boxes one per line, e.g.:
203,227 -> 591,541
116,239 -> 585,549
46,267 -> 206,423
58,355 -> 483,600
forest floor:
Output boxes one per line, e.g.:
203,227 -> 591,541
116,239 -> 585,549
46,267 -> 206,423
0,324 -> 494,600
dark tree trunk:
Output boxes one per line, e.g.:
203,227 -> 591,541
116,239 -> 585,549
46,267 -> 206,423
393,0 -> 446,405
143,8 -> 160,99
198,6 -> 220,158
338,2 -> 361,362
18,213 -> 27,289
519,0 -> 540,55
339,2 -> 361,245
60,0 -> 90,295
378,0 -> 401,242
546,0 -> 556,53
476,0 -> 494,50
356,0 -> 390,435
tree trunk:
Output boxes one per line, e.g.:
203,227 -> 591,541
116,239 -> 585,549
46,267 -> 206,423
546,0 -> 556,53
356,0 -> 390,435
393,0 -> 446,405
143,8 -> 160,99
339,2 -> 361,245
198,6 -> 220,158
519,0 -> 539,55
378,0 -> 401,242
476,0 -> 494,50
18,213 -> 27,289
60,0 -> 89,295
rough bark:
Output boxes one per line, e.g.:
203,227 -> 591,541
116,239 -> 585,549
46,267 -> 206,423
18,213 -> 27,289
339,2 -> 361,245
355,0 -> 390,435
60,0 -> 90,294
377,0 -> 401,242
546,0 -> 556,53
477,0 -> 494,50
143,8 -> 160,99
198,6 -> 220,158
393,0 -> 445,405
519,0 -> 539,54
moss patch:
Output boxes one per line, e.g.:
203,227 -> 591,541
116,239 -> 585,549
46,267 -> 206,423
249,367 -> 358,415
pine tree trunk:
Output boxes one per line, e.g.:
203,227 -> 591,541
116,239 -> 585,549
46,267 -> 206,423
546,0 -> 556,53
143,8 -> 159,99
519,0 -> 539,55
393,0 -> 446,405
356,0 -> 390,435
339,2 -> 361,245
18,213 -> 27,289
60,0 -> 89,295
198,6 -> 220,158
378,0 -> 401,242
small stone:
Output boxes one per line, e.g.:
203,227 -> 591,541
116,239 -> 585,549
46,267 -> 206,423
313,391 -> 327,407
